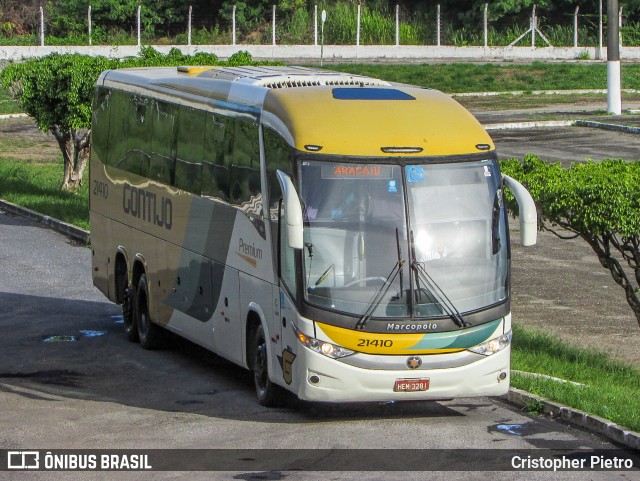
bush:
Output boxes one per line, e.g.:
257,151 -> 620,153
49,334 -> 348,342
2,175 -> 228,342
501,155 -> 640,328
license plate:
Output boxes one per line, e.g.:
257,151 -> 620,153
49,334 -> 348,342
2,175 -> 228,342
394,378 -> 430,392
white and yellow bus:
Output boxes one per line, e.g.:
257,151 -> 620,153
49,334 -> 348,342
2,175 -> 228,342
89,65 -> 537,405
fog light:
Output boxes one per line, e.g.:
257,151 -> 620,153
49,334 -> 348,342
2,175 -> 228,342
498,371 -> 507,382
309,375 -> 320,385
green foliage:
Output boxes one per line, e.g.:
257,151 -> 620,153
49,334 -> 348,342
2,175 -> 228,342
218,0 -> 273,35
320,2 -> 428,45
502,155 -> 640,237
0,53 -> 113,132
501,155 -> 640,327
4,1 -> 640,47
46,0 -> 192,37
227,50 -> 254,65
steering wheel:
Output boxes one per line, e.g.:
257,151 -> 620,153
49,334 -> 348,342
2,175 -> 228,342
344,277 -> 387,288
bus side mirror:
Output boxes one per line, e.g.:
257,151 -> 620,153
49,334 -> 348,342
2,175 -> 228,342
502,174 -> 537,247
276,170 -> 304,250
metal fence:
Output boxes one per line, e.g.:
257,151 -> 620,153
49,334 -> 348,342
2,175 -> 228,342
11,3 -> 626,50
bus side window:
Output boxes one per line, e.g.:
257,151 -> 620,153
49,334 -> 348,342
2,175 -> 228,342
202,114 -> 229,201
148,100 -> 177,185
229,119 -> 261,218
118,95 -> 151,177
174,106 -> 205,194
106,90 -> 130,168
91,87 -> 110,165
263,128 -> 293,219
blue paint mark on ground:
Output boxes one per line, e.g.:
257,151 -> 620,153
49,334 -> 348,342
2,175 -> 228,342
79,330 -> 107,338
41,335 -> 79,343
497,424 -> 524,436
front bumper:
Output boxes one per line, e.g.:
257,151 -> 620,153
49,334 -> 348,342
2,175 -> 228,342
294,346 -> 511,402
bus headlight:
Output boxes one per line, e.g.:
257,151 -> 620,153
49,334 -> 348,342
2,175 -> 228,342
292,323 -> 354,359
468,330 -> 512,356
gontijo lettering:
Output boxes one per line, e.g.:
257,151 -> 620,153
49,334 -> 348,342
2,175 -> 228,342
122,184 -> 172,230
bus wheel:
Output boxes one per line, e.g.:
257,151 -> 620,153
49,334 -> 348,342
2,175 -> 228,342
252,324 -> 282,407
122,285 -> 139,343
135,274 -> 163,350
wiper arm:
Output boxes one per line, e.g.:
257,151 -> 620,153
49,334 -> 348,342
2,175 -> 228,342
412,261 -> 469,329
355,259 -> 405,330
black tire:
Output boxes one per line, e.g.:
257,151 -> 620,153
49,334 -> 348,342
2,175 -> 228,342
253,324 -> 283,407
122,285 -> 139,343
135,274 -> 164,350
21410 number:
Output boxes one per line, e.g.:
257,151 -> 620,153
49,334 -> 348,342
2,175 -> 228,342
357,339 -> 393,348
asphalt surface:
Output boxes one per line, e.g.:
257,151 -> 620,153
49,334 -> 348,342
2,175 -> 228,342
1,210 -> 638,480
473,105 -> 640,165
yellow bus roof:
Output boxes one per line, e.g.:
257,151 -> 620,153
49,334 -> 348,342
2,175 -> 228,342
263,85 -> 493,157
99,66 -> 494,157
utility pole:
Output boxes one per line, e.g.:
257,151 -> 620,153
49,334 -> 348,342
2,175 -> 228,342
608,0 -> 621,115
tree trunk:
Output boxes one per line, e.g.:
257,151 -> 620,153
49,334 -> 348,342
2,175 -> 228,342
583,234 -> 640,328
50,126 -> 91,191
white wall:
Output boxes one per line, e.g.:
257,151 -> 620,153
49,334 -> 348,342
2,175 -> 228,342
1,44 -> 638,61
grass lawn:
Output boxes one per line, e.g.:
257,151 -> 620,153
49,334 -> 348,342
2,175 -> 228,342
0,158 -> 89,230
0,86 -> 21,115
321,62 -> 640,93
511,325 -> 640,432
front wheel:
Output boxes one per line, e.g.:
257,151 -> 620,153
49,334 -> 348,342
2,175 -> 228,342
253,324 -> 283,407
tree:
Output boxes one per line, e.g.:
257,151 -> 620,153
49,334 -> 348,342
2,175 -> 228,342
1,54 -> 115,190
0,47 -> 265,190
501,155 -> 640,328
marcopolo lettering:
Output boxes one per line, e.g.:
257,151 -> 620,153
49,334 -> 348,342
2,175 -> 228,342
387,323 -> 438,331
123,184 -> 172,230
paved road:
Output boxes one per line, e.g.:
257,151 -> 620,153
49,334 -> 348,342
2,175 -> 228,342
471,105 -> 640,165
1,210 -> 637,480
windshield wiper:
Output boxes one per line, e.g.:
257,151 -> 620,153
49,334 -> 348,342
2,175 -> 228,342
411,261 -> 468,329
354,258 -> 405,330
354,229 -> 405,331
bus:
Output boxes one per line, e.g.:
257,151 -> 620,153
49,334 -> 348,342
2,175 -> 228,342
89,65 -> 537,406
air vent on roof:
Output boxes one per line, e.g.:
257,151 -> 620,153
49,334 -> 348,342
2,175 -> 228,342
256,75 -> 391,89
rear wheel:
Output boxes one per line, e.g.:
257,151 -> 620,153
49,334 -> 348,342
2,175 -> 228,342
122,285 -> 138,342
135,274 -> 164,350
253,324 -> 283,407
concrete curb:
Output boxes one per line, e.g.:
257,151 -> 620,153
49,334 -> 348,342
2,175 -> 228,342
0,199 -> 89,245
485,120 -> 576,131
505,388 -> 640,450
485,119 -> 640,132
0,113 -> 29,120
453,88 -> 640,98
575,119 -> 640,134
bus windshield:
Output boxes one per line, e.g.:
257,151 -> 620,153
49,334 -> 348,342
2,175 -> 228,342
299,158 -> 508,320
